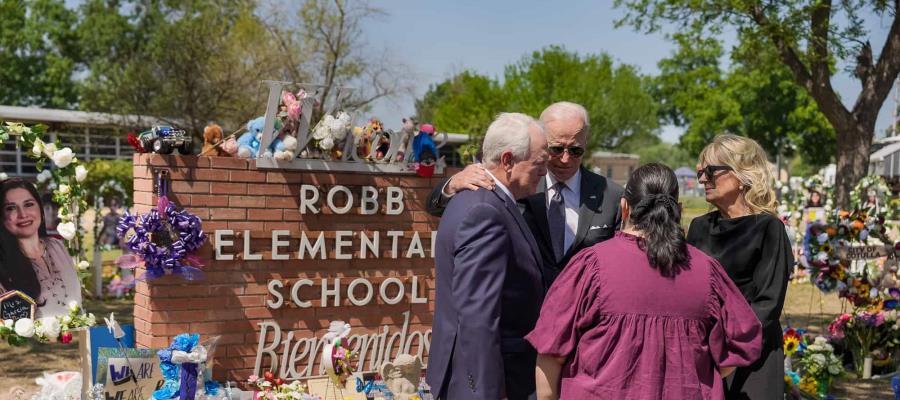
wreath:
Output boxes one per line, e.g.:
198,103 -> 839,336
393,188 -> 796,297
116,184 -> 206,280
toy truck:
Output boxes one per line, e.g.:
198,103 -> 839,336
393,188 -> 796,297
138,125 -> 193,155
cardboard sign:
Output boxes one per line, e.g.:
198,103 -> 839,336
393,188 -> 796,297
95,347 -> 164,400
0,290 -> 36,321
806,207 -> 826,223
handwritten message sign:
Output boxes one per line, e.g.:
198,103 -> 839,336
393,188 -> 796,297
0,290 -> 35,321
96,348 -> 164,400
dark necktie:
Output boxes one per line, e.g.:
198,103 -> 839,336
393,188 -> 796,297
548,182 -> 567,261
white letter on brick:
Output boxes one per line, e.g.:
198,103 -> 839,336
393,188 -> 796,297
386,186 -> 404,215
327,185 -> 353,214
298,231 -> 326,260
272,230 -> 290,260
299,184 -> 320,214
215,230 -> 234,260
360,186 -> 379,215
321,278 -> 341,307
267,279 -> 284,309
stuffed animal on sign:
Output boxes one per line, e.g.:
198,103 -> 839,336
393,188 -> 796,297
412,123 -> 438,177
392,117 -> 417,163
237,117 -> 283,158
201,124 -> 230,157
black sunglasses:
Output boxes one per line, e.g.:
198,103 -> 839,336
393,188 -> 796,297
696,165 -> 733,180
548,145 -> 585,158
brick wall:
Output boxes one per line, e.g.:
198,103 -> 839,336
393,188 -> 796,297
132,154 -> 445,382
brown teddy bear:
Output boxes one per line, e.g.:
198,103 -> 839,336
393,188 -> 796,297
200,123 -> 231,157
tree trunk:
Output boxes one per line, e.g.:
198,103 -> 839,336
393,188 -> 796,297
833,117 -> 876,209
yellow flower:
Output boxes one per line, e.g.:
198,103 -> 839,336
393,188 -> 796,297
799,375 -> 818,394
784,336 -> 800,356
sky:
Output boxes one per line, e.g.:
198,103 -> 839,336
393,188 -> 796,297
362,0 -> 899,144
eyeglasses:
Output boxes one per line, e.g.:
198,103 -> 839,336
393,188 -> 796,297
696,165 -> 733,180
548,145 -> 585,158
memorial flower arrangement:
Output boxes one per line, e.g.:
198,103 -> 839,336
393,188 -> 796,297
828,309 -> 900,376
310,111 -> 351,158
0,121 -> 88,255
247,372 -> 322,400
0,301 -> 97,346
784,329 -> 843,399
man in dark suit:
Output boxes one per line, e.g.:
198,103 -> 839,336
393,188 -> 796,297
427,113 -> 548,400
427,102 -> 623,288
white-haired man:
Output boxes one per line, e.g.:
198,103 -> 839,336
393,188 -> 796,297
427,113 -> 548,400
427,102 -> 623,288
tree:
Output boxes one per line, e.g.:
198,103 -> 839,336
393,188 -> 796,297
0,0 -> 81,108
653,31 -> 835,172
615,0 -> 900,207
415,46 -> 660,155
79,0 -> 281,136
264,0 -> 413,123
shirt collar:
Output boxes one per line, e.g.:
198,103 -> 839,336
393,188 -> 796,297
484,169 -> 515,202
546,168 -> 582,194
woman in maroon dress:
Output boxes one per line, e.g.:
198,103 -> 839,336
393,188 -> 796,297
527,163 -> 762,399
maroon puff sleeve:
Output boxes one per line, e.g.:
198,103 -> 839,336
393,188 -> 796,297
707,258 -> 763,368
526,250 -> 600,357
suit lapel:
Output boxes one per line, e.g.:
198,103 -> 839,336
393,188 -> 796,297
569,167 -> 605,256
492,190 -> 543,270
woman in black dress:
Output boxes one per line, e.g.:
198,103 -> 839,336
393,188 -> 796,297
687,134 -> 793,400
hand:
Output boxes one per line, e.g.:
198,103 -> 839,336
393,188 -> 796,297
720,366 -> 736,378
444,163 -> 494,195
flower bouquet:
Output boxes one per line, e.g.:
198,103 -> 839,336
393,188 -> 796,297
784,328 -> 843,399
0,301 -> 96,346
828,308 -> 900,376
247,372 -> 321,400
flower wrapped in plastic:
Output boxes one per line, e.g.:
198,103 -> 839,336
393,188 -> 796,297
153,333 -> 221,400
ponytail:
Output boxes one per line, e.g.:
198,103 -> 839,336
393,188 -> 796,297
624,164 -> 689,277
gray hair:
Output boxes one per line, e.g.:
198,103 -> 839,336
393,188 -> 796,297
482,113 -> 543,168
539,101 -> 590,133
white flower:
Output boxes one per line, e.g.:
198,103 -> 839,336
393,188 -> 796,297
828,364 -> 842,375
58,184 -> 70,195
51,148 -> 74,168
814,336 -> 828,345
77,260 -> 89,271
14,318 -> 35,338
57,222 -> 76,240
3,319 -> 12,329
39,317 -> 60,338
42,142 -> 57,157
36,169 -> 52,184
86,313 -> 96,326
815,251 -> 828,263
75,165 -> 87,182
320,137 -> 334,151
812,353 -> 827,366
817,232 -> 829,243
312,115 -> 334,140
62,315 -> 72,325
0,172 -> 6,181
31,139 -> 44,156
68,300 -> 79,312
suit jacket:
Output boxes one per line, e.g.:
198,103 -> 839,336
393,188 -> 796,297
427,166 -> 623,289
426,188 -> 544,400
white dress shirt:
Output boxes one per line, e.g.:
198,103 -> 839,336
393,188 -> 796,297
545,169 -> 581,253
484,169 -> 515,203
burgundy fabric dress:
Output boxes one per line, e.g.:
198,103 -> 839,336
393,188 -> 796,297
526,232 -> 762,399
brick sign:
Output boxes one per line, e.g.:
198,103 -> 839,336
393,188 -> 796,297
132,154 -> 443,383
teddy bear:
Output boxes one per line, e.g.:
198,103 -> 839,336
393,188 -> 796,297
380,354 -> 422,400
237,116 -> 283,158
200,124 -> 231,157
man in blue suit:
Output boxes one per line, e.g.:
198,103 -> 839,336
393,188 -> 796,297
426,113 -> 549,400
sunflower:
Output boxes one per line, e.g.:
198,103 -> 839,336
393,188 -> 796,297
784,335 -> 801,356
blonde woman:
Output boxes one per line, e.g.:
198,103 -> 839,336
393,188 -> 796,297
687,134 -> 793,399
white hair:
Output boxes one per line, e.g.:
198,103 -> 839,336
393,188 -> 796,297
539,101 -> 590,133
482,113 -> 543,168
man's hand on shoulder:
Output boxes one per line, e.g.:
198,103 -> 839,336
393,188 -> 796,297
444,163 -> 494,196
